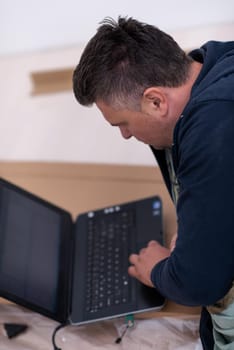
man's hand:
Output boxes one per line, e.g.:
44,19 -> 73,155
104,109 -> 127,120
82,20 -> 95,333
128,240 -> 170,287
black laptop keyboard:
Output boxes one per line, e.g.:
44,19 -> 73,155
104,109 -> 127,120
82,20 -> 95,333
85,209 -> 134,314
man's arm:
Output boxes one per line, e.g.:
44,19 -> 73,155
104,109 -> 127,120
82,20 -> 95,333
130,102 -> 234,307
148,102 -> 234,307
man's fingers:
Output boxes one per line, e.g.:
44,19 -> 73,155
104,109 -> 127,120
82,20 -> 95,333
148,240 -> 158,247
128,240 -> 169,288
129,253 -> 138,264
139,247 -> 146,254
128,265 -> 136,277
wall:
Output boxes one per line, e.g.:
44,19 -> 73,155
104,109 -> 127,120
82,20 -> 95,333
0,45 -> 158,165
1,0 -> 234,55
0,21 -> 233,165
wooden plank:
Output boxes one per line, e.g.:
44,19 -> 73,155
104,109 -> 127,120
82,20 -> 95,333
30,68 -> 73,95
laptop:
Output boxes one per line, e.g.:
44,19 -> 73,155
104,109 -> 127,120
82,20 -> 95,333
0,177 -> 165,325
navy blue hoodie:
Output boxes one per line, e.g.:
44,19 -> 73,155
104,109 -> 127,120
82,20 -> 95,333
151,41 -> 234,307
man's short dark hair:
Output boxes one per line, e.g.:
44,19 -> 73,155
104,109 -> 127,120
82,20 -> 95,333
73,16 -> 193,110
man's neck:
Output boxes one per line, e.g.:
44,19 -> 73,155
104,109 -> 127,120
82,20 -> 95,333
164,61 -> 203,123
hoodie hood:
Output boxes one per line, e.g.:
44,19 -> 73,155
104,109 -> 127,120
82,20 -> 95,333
189,41 -> 234,102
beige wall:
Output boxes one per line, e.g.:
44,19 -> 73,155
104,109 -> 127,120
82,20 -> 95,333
0,23 -> 233,165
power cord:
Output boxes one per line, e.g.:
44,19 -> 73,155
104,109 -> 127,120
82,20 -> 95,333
52,315 -> 135,348
52,322 -> 69,350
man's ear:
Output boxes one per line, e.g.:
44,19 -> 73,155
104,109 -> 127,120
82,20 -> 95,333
141,87 -> 168,117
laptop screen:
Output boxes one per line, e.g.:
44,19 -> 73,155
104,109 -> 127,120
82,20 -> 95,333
0,179 -> 72,322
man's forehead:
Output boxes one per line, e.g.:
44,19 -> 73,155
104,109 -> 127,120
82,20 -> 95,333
96,101 -> 142,130
96,100 -> 119,112
96,101 -> 125,120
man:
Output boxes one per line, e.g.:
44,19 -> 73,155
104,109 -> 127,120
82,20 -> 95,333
72,16 -> 234,349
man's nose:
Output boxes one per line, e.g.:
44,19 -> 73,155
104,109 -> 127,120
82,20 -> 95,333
119,126 -> 132,139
